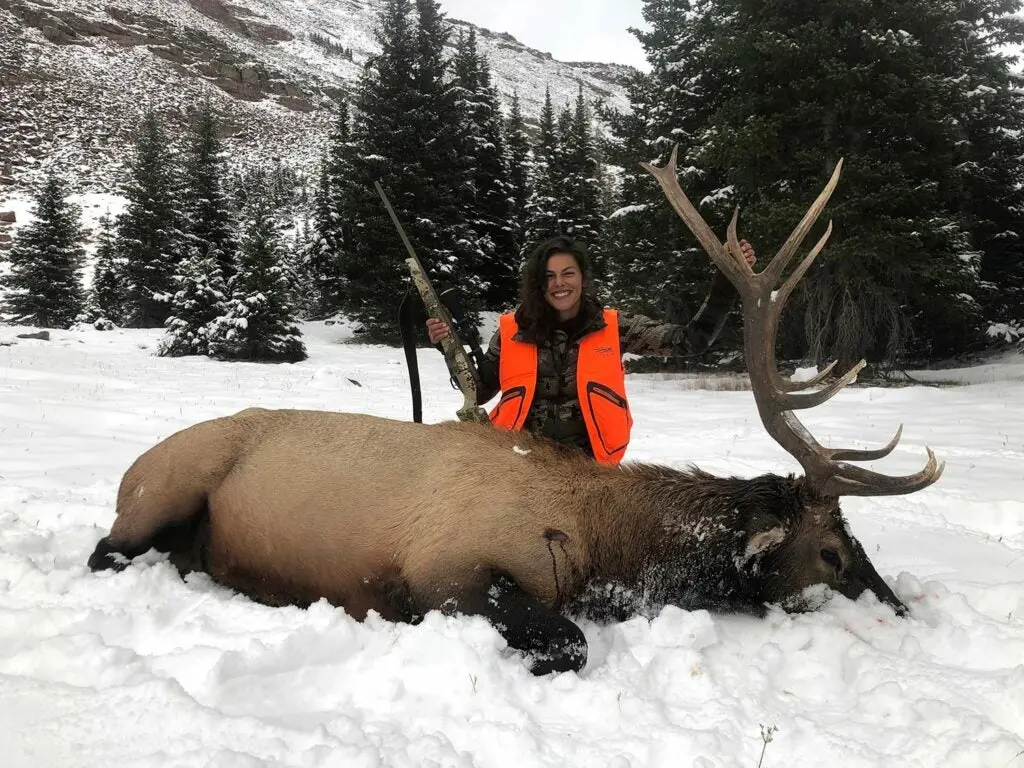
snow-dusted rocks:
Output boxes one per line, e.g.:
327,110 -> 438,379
0,0 -> 630,195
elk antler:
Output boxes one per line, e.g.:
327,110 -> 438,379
640,146 -> 944,497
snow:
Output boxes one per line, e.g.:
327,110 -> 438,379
608,203 -> 650,220
1,321 -> 1023,767
700,185 -> 735,207
789,365 -> 823,383
0,190 -> 127,249
988,322 -> 1023,344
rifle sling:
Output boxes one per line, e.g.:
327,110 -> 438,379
398,289 -> 424,423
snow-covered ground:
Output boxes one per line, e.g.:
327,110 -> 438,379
1,321 -> 1022,767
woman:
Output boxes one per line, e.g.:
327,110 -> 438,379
427,235 -> 756,464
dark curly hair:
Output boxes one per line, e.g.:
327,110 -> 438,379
515,235 -> 592,345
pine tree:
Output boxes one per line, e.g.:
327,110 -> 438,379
342,0 -> 421,337
940,1 -> 1024,341
603,0 -> 1021,368
505,91 -> 532,264
344,0 -> 483,338
408,0 -> 485,316
207,177 -> 306,362
281,226 -> 311,318
522,87 -> 563,253
268,162 -> 302,213
82,213 -> 125,325
558,85 -> 604,264
303,102 -> 353,318
453,29 -> 517,307
702,0 -> 989,366
117,111 -> 186,328
182,100 -> 236,281
599,1 -> 734,332
158,252 -> 228,357
1,175 -> 85,327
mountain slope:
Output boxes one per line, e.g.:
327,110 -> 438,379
0,0 -> 633,195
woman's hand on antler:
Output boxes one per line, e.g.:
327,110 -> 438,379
738,238 -> 756,266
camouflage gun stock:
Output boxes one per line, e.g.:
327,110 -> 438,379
374,181 -> 489,424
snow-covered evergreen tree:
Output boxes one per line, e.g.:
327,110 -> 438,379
206,177 -> 306,362
157,252 -> 228,357
520,87 -> 604,267
86,213 -> 126,325
558,85 -> 604,263
342,0 -> 422,337
453,29 -> 517,307
940,0 -> 1024,343
598,1 -> 732,330
406,0 -> 485,319
281,227 -> 311,319
703,0 -> 989,366
1,175 -> 85,327
181,100 -> 236,281
117,111 -> 186,328
601,0 -> 1022,367
303,102 -> 353,318
344,0 -> 483,338
522,87 -> 562,254
504,91 -> 532,265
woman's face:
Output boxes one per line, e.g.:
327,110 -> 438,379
544,252 -> 584,320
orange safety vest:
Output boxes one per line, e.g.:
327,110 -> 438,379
488,309 -> 633,464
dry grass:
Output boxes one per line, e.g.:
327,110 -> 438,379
641,370 -> 970,391
643,372 -> 754,391
757,724 -> 778,768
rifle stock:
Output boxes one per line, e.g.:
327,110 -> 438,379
375,182 -> 489,424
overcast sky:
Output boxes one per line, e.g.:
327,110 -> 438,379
437,1 -> 649,70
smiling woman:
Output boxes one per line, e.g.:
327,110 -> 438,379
426,234 -> 757,462
543,253 -> 584,320
436,0 -> 649,69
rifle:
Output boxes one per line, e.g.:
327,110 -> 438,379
374,181 -> 489,424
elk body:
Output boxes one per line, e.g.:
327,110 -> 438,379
88,150 -> 943,675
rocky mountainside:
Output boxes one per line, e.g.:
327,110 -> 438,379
0,0 -> 633,197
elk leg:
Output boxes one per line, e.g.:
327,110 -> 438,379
88,500 -> 209,572
454,572 -> 588,676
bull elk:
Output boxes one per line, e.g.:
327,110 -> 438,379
88,149 -> 943,675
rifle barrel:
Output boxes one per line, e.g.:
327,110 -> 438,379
374,181 -> 421,266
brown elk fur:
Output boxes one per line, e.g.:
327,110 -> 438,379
92,406 -> 905,673
104,408 -> 612,616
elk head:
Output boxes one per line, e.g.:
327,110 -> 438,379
641,147 -> 944,615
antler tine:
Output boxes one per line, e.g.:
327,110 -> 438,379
763,220 -> 838,395
775,220 -> 833,309
782,360 -> 838,392
762,158 -> 844,287
826,424 -> 903,462
779,359 -> 865,410
821,448 -> 945,497
639,146 -> 751,294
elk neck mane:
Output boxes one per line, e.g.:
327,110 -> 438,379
567,459 -> 804,583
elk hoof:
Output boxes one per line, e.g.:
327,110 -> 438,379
87,537 -> 132,572
526,626 -> 588,676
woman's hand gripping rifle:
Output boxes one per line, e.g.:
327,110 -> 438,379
375,182 -> 489,424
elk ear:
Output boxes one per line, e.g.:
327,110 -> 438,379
745,515 -> 787,558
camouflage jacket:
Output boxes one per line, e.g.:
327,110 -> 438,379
471,272 -> 738,456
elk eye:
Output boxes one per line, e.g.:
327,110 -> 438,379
820,548 -> 843,572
